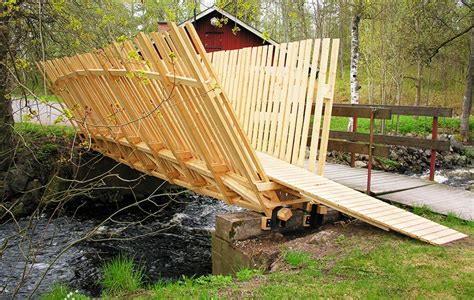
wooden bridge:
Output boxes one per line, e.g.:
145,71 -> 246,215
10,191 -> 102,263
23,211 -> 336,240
39,22 -> 467,245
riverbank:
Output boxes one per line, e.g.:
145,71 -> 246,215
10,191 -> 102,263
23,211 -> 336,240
2,123 -> 473,298
0,193 -> 241,298
41,208 -> 473,299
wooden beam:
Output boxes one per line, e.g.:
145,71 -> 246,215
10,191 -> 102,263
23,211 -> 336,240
328,131 -> 450,151
317,104 -> 392,119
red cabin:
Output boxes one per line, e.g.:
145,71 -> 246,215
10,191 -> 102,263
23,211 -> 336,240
159,6 -> 277,53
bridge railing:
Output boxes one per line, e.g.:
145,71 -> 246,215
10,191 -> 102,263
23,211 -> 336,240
313,103 -> 453,194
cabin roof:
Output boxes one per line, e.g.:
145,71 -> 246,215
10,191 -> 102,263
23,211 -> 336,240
181,6 -> 278,45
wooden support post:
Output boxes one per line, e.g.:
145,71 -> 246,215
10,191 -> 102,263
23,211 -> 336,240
366,110 -> 375,195
429,116 -> 438,181
350,116 -> 358,167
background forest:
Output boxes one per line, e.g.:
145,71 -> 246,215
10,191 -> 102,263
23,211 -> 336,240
1,2 -> 473,298
1,0 -> 472,143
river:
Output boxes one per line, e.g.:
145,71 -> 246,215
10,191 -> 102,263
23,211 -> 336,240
0,193 -> 241,298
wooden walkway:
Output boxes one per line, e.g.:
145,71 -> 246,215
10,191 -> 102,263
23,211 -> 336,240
322,162 -> 474,221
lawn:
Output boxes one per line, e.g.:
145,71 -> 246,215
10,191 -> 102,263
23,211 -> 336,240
330,115 -> 474,137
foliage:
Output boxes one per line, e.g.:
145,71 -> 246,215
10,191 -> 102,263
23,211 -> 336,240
101,255 -> 144,296
14,123 -> 74,139
40,284 -> 88,300
412,205 -> 436,217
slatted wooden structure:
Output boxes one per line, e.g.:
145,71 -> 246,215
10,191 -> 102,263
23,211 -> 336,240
210,39 -> 338,175
39,22 -> 467,245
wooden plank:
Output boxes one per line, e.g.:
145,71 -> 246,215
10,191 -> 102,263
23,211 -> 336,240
328,131 -> 450,151
308,39 -> 330,172
325,139 -> 390,157
326,104 -> 453,117
317,38 -> 339,175
297,39 -> 321,167
257,152 -> 467,245
318,104 -> 392,119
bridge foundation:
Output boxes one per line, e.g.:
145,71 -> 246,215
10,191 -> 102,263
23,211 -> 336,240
211,209 -> 341,275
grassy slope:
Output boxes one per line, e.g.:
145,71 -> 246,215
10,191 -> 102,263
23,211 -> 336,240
41,211 -> 472,299
149,212 -> 473,299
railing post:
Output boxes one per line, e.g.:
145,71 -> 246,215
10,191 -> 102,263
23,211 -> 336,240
367,110 -> 375,195
350,116 -> 358,167
429,116 -> 438,181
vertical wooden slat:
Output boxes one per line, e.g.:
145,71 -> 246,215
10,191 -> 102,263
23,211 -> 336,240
308,38 -> 331,172
317,39 -> 340,175
297,39 -> 322,167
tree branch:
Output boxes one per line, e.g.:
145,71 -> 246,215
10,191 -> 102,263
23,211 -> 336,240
428,25 -> 474,62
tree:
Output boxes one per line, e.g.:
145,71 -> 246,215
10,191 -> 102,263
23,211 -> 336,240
350,12 -> 361,107
0,0 -> 133,173
460,23 -> 473,142
0,2 -> 16,171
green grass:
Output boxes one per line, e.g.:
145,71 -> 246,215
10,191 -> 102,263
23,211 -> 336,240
235,268 -> 263,281
40,284 -> 88,300
284,250 -> 315,268
246,213 -> 473,299
152,274 -> 235,299
14,122 -> 74,138
330,115 -> 474,136
101,255 -> 144,296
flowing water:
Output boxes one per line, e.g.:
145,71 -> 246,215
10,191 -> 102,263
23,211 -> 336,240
419,167 -> 474,188
0,194 -> 241,298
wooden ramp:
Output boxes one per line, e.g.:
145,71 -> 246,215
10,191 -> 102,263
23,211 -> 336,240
39,22 -> 467,245
258,152 -> 468,245
297,161 -> 474,221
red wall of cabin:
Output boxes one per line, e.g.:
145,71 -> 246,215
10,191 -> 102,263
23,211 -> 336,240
193,11 -> 270,52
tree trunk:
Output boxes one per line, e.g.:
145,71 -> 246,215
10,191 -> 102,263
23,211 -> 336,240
350,14 -> 360,104
0,20 -> 15,171
461,29 -> 473,142
415,59 -> 423,107
348,14 -> 360,131
338,7 -> 344,79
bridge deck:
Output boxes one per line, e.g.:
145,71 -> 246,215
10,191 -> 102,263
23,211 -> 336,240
258,152 -> 468,245
320,162 -> 474,221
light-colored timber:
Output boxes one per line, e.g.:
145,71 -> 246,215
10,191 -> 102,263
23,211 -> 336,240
257,152 -> 468,245
39,22 -> 467,245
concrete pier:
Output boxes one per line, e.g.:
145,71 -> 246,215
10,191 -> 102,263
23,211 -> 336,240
212,210 -> 340,275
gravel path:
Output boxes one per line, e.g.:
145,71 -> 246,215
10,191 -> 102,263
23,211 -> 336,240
12,99 -> 71,126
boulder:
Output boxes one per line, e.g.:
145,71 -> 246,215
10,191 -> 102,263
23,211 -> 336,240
307,230 -> 333,245
6,167 -> 30,194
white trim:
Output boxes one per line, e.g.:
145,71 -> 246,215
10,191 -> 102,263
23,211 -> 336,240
181,6 -> 278,45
